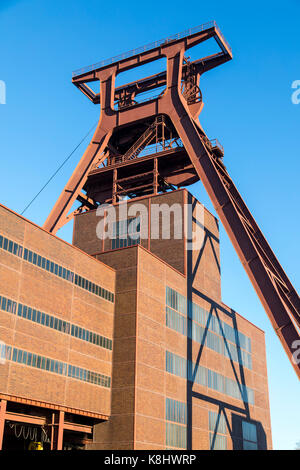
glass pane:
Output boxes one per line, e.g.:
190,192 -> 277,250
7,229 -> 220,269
243,440 -> 258,450
242,421 -> 257,443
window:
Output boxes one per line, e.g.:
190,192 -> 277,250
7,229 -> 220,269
0,232 -> 114,303
166,307 -> 187,336
242,421 -> 258,450
0,343 -> 6,363
166,286 -> 186,315
111,217 -> 141,250
0,295 -> 17,314
32,309 -> 37,322
209,433 -> 227,450
166,350 -> 254,405
209,411 -> 227,450
166,398 -> 186,425
165,286 -> 252,369
8,346 -> 111,388
166,422 -> 186,449
0,291 -> 113,352
0,239 -> 23,257
32,354 -> 37,367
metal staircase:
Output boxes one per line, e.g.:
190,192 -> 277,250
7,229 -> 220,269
122,116 -> 164,162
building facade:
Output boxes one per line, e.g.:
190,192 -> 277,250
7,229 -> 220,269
0,189 -> 272,450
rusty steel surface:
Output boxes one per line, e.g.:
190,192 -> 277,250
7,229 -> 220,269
43,22 -> 300,378
43,22 -> 230,231
0,392 -> 109,420
71,21 -> 231,78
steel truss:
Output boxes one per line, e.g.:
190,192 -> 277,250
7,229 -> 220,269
43,22 -> 300,378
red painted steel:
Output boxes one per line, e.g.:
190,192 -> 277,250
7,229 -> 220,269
0,400 -> 7,450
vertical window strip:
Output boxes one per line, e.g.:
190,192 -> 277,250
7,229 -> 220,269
208,411 -> 228,450
166,422 -> 187,449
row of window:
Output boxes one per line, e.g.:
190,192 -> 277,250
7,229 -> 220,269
111,217 -> 141,250
0,294 -> 112,351
167,419 -> 258,451
190,301 -> 252,353
111,235 -> 140,250
166,287 -> 252,353
0,236 -> 23,258
0,295 -> 17,314
224,340 -> 252,370
165,404 -> 258,450
23,248 -> 74,282
165,350 -> 255,405
112,217 -> 141,237
165,403 -> 230,450
0,343 -> 110,388
166,307 -> 252,370
166,398 -> 187,425
0,344 -> 111,388
74,274 -> 114,302
0,233 -> 114,303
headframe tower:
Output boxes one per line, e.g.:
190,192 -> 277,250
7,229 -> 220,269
43,22 -> 300,379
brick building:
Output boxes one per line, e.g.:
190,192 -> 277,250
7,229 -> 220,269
0,188 -> 272,450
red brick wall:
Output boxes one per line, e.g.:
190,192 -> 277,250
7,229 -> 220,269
0,204 -> 115,416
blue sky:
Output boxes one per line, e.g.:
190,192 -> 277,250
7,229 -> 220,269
0,0 -> 299,450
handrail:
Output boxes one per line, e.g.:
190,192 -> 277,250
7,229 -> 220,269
107,139 -> 183,166
72,21 -> 231,78
210,138 -> 224,154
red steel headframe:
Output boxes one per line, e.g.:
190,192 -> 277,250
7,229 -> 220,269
43,22 -> 300,379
